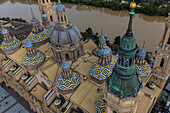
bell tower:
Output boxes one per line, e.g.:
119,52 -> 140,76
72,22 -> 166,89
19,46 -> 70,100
151,13 -> 170,88
38,0 -> 56,25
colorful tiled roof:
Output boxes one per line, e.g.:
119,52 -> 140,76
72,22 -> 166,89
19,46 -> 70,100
25,75 -> 36,86
90,58 -> 117,80
136,61 -> 152,77
42,24 -> 53,31
1,39 -> 21,51
92,47 -> 101,56
22,52 -> 45,66
27,29 -> 50,44
100,45 -> 112,56
55,72 -> 81,91
95,97 -> 106,113
43,88 -> 56,102
92,45 -> 112,57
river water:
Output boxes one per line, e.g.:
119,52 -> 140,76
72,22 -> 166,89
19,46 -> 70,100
0,0 -> 166,53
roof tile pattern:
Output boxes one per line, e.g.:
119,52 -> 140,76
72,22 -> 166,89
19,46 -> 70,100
55,72 -> 81,90
90,58 -> 117,80
136,62 -> 152,77
22,52 -> 44,66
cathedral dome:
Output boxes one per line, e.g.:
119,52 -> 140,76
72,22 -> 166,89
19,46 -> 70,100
22,51 -> 45,66
100,45 -> 112,56
56,3 -> 65,12
28,29 -> 50,43
99,34 -> 105,42
50,22 -> 82,46
1,38 -> 21,51
137,48 -> 146,57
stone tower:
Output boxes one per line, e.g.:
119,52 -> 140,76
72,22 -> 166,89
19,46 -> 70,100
105,2 -> 142,113
151,13 -> 170,88
38,0 -> 56,25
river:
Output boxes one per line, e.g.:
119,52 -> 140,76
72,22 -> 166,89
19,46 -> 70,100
0,0 -> 166,53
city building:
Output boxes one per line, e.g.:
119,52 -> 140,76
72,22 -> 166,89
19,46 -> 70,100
0,20 -> 32,41
0,1 -> 169,113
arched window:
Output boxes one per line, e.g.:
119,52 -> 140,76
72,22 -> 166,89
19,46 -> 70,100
46,0 -> 48,2
42,0 -> 45,3
77,50 -> 80,56
129,57 -> 132,66
61,16 -> 63,22
65,54 -> 69,60
58,16 -> 60,22
160,58 -> 164,67
50,15 -> 53,22
64,16 -> 67,21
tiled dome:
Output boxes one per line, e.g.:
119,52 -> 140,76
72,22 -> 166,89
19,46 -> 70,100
95,97 -> 106,113
27,29 -> 50,43
90,58 -> 116,80
136,61 -> 152,77
1,39 -> 21,51
55,72 -> 81,90
50,22 -> 82,46
22,52 -> 45,66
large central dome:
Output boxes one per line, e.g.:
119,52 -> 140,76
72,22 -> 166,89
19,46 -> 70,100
50,22 -> 82,46
50,0 -> 83,63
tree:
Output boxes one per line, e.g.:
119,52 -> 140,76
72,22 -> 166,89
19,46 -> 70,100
114,36 -> 121,45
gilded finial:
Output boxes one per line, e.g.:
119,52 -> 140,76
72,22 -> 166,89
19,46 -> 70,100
130,0 -> 136,10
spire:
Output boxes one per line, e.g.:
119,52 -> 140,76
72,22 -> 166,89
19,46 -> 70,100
138,41 -> 146,58
99,28 -> 105,42
125,1 -> 136,37
30,7 -> 35,19
58,0 -> 61,4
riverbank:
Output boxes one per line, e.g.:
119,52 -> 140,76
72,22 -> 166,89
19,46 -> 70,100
52,0 -> 169,16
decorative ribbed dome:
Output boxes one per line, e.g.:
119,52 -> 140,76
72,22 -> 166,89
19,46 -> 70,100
55,72 -> 81,91
61,59 -> 70,69
138,47 -> 146,57
27,29 -> 50,43
50,22 -> 82,46
22,52 -> 45,66
56,0 -> 65,12
90,58 -> 116,80
99,34 -> 105,42
136,62 -> 152,77
1,38 -> 21,51
100,45 -> 112,56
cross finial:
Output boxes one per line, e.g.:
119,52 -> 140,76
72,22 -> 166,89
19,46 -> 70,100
30,7 -> 35,19
58,0 -> 61,4
101,28 -> 103,35
143,41 -> 145,48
